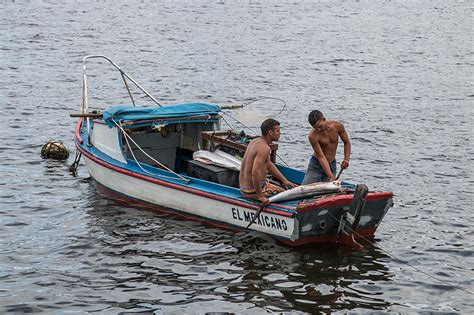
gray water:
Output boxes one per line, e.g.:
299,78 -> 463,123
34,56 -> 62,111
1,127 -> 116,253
1,0 -> 473,313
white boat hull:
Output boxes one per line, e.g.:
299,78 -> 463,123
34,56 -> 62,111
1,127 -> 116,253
84,156 -> 298,240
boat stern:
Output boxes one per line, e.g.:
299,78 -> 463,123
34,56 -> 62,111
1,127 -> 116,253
280,189 -> 393,246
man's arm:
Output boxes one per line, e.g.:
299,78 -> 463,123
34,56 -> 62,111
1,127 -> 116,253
309,133 -> 335,181
251,146 -> 270,203
267,163 -> 298,188
338,123 -> 351,169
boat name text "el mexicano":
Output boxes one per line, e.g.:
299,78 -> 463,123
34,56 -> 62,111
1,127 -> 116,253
231,207 -> 288,230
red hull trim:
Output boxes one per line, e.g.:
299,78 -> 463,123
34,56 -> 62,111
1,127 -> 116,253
278,227 -> 378,246
297,192 -> 393,212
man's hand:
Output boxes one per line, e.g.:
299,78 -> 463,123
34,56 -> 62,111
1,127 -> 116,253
258,196 -> 269,206
282,180 -> 297,189
341,159 -> 349,169
328,175 -> 335,182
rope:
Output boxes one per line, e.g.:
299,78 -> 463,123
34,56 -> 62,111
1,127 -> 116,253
242,96 -> 287,118
69,150 -> 82,175
326,211 -> 473,295
113,120 -> 190,183
220,114 -> 234,130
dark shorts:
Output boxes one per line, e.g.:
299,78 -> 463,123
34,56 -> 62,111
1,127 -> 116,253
302,156 -> 336,184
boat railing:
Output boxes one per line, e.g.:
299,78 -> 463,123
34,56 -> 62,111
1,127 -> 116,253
81,55 -> 162,115
80,55 -> 162,146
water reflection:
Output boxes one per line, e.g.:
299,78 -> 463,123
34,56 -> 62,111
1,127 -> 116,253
231,239 -> 394,312
80,180 -> 395,312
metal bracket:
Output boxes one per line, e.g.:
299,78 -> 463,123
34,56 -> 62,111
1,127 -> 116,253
336,184 -> 369,249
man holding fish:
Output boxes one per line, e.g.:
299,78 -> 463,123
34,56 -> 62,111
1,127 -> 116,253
302,110 -> 351,184
239,118 -> 297,205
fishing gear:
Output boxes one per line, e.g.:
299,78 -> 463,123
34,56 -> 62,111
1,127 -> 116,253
241,96 -> 287,118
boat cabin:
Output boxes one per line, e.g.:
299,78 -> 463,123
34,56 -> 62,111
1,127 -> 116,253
95,103 -> 279,188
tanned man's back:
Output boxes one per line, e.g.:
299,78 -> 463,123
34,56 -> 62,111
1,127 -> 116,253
239,138 -> 270,194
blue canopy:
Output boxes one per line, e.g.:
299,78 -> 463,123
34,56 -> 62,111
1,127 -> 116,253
102,103 -> 221,128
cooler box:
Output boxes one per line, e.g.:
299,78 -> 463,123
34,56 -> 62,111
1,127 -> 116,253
187,159 -> 239,188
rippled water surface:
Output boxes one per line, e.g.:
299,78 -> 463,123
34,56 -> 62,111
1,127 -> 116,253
1,0 -> 473,313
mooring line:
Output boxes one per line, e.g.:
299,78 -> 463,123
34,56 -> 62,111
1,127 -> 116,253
326,211 -> 473,295
69,149 -> 82,175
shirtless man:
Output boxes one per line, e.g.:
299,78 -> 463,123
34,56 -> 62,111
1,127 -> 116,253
302,110 -> 351,184
239,118 -> 297,205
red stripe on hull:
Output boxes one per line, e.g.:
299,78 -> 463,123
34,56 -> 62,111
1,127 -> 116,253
297,192 -> 393,212
278,227 -> 378,247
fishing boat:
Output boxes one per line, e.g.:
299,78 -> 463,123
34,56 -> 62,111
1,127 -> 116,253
71,55 -> 394,248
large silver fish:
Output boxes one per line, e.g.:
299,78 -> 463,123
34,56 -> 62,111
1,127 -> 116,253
192,149 -> 241,171
213,149 -> 242,167
269,181 -> 342,203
